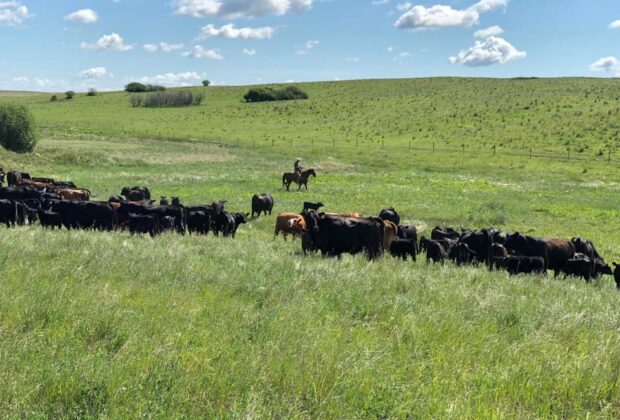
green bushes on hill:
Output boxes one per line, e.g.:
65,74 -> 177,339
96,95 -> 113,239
125,82 -> 166,93
244,86 -> 308,103
130,90 -> 204,108
0,104 -> 38,153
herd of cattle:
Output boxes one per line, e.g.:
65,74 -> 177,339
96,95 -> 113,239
0,169 -> 618,289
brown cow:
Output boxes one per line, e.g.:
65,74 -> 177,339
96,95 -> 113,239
324,212 -> 362,218
383,220 -> 398,251
274,212 -> 306,240
56,188 -> 91,201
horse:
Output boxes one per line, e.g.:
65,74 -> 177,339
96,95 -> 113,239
282,169 -> 316,191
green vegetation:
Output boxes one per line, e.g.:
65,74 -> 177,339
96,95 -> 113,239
64,91 -> 75,100
0,78 -> 619,417
130,90 -> 204,108
202,79 -> 210,87
0,104 -> 38,153
124,82 -> 166,93
244,85 -> 308,102
86,88 -> 97,97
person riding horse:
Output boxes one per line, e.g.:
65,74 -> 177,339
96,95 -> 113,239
294,158 -> 303,180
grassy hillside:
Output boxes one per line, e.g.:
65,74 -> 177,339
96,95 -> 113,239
0,78 -> 619,417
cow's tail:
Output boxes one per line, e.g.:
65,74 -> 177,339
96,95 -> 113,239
282,173 -> 287,188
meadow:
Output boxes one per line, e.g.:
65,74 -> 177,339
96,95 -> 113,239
0,78 -> 619,417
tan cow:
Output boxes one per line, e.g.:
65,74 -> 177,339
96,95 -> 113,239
274,212 -> 307,240
57,188 -> 91,201
383,220 -> 398,251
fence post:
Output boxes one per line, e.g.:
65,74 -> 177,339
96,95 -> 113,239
462,144 -> 465,154
433,141 -> 435,152
529,147 -> 532,158
382,138 -> 384,149
567,148 -> 570,160
493,145 -> 496,156
608,150 -> 611,164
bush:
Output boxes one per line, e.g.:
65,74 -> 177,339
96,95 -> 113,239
65,91 -> 75,100
130,90 -> 204,108
244,85 -> 308,103
50,95 -> 57,102
125,82 -> 166,93
0,104 -> 38,153
86,88 -> 97,97
202,80 -> 210,87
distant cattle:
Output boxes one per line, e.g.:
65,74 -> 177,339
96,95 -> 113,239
488,243 -> 508,269
252,193 -> 274,218
7,171 -> 30,187
449,242 -> 477,266
302,201 -> 324,212
121,186 -> 151,201
128,214 -> 159,237
379,207 -> 400,226
505,232 -> 574,274
495,256 -> 546,275
390,238 -> 417,261
275,212 -> 306,240
397,224 -> 418,244
56,188 -> 91,201
0,199 -> 17,227
431,226 -> 460,241
37,209 -> 63,229
420,237 -> 446,263
160,196 -> 169,206
187,211 -> 211,235
562,257 -> 595,282
382,220 -> 398,251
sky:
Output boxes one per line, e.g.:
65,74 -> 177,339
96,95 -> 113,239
0,0 -> 619,91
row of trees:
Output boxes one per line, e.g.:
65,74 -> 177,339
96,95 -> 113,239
243,86 -> 308,103
130,90 -> 205,108
125,80 -> 210,93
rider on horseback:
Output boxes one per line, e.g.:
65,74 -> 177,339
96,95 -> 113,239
294,158 -> 303,175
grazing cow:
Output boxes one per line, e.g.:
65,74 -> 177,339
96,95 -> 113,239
449,242 -> 477,266
56,188 -> 91,201
495,256 -> 546,275
594,260 -> 613,278
419,237 -> 446,263
303,212 -> 384,260
613,263 -> 620,290
302,201 -> 324,212
128,214 -> 159,237
379,207 -> 400,226
251,193 -> 274,218
390,238 -> 417,261
431,226 -> 460,241
397,224 -> 418,243
562,257 -> 595,282
505,232 -> 574,275
274,212 -> 306,240
37,209 -> 63,229
121,186 -> 151,201
0,199 -> 17,227
160,196 -> 169,206
382,220 -> 398,251
187,211 -> 211,235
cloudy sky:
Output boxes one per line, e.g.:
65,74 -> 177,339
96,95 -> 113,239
0,0 -> 619,91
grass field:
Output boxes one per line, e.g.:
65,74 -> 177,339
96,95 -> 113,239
0,78 -> 620,417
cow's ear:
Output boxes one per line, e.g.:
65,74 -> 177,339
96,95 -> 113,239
245,213 -> 249,217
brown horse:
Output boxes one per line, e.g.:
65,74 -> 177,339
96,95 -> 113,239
282,169 -> 316,191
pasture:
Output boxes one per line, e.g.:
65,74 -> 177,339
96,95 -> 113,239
0,78 -> 620,417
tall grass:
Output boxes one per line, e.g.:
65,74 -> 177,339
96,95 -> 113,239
130,90 -> 204,108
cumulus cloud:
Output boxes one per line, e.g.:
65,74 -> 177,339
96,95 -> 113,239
609,20 -> 620,29
174,0 -> 313,19
135,71 -> 204,87
78,67 -> 107,79
295,40 -> 319,55
81,33 -> 133,52
182,45 -> 223,59
64,9 -> 98,24
449,36 -> 525,66
197,23 -> 274,40
394,0 -> 507,30
143,42 -> 184,53
588,56 -> 619,73
474,25 -> 503,38
0,1 -> 31,26
242,48 -> 257,56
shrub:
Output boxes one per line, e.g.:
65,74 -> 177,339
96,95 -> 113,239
50,95 -> 57,102
244,85 -> 308,103
202,80 -> 210,87
129,90 -> 204,108
65,91 -> 75,100
0,104 -> 38,153
86,88 -> 97,97
125,83 -> 166,93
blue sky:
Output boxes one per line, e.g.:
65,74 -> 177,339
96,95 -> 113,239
0,0 -> 619,91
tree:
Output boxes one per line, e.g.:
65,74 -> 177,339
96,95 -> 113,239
202,80 -> 211,87
65,91 -> 75,100
125,82 -> 147,93
86,88 -> 97,97
0,104 -> 38,153
50,95 -> 58,102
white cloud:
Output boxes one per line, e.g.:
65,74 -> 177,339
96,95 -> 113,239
449,36 -> 525,66
0,1 -> 31,26
143,42 -> 184,53
182,45 -> 223,59
135,71 -> 204,87
174,0 -> 313,19
588,56 -> 619,73
78,67 -> 107,79
395,0 -> 507,30
64,9 -> 98,24
474,25 -> 503,38
609,20 -> 620,29
243,48 -> 257,56
296,39 -> 319,55
197,23 -> 274,40
81,33 -> 134,52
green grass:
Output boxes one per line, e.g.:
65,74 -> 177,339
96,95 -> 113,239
0,78 -> 619,417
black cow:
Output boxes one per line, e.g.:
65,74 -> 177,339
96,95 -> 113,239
252,193 -> 274,218
488,243 -> 508,270
495,256 -> 546,275
571,237 -> 603,261
7,171 -> 30,187
303,212 -> 384,260
303,201 -> 324,212
420,237 -> 446,263
38,209 -> 63,229
49,200 -> 116,231
117,202 -> 185,234
390,238 -> 417,261
379,207 -> 400,226
459,228 -> 493,264
505,232 -> 574,275
397,224 -> 418,243
187,211 -> 211,235
0,199 -> 17,227
160,196 -> 169,206
128,214 -> 159,237
613,263 -> 620,290
431,226 -> 460,241
449,242 -> 477,265
230,213 -> 249,238
562,257 -> 595,282
121,186 -> 151,201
